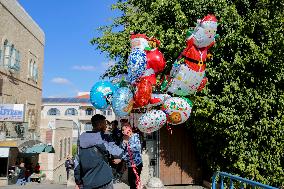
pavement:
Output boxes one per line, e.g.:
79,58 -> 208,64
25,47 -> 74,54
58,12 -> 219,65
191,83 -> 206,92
1,183 -> 206,189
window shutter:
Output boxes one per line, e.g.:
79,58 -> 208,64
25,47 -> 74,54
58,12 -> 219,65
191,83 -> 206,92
4,43 -> 11,66
33,63 -> 38,81
14,50 -> 21,71
0,49 -> 2,65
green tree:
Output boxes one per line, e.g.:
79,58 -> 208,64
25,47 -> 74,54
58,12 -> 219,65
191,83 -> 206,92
91,0 -> 284,186
72,144 -> 77,157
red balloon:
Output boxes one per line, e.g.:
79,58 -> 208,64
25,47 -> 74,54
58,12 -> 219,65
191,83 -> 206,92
134,78 -> 152,107
146,48 -> 166,73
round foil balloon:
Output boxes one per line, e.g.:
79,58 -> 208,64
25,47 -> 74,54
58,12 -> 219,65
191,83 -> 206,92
167,64 -> 205,96
90,81 -> 117,110
112,87 -> 134,117
138,110 -> 167,133
127,49 -> 147,84
162,97 -> 193,125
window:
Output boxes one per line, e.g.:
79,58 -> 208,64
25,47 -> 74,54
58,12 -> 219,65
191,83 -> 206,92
2,41 -> 20,72
65,108 -> 78,116
59,140 -> 63,160
85,108 -> 93,116
84,122 -> 92,131
64,138 -> 67,158
103,110 -> 106,116
3,40 -> 10,66
28,59 -> 38,82
28,60 -> 33,78
47,108 -> 60,116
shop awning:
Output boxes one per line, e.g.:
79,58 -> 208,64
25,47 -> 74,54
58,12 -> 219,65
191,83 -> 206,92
0,147 -> 10,157
25,144 -> 55,153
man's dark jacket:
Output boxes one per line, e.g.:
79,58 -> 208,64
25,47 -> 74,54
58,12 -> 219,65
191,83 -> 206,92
74,131 -> 123,189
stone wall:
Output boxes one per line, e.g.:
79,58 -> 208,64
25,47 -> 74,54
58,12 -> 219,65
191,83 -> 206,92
0,0 -> 45,135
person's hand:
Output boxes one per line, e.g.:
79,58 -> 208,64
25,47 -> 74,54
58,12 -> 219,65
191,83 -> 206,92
75,184 -> 82,189
112,159 -> 122,164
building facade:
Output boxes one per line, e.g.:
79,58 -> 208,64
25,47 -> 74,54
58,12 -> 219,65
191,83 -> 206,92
39,119 -> 73,183
0,0 -> 45,185
41,96 -> 116,143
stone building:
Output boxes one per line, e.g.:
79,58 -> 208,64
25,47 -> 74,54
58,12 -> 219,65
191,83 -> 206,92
41,93 -> 116,144
39,119 -> 73,184
0,0 -> 45,185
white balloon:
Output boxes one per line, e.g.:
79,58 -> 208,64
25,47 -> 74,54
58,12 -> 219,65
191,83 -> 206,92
162,97 -> 193,125
138,110 -> 167,133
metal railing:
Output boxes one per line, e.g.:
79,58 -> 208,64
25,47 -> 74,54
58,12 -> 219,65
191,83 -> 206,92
212,171 -> 279,189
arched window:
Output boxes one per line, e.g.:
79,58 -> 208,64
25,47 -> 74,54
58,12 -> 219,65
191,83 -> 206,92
85,108 -> 93,116
65,108 -> 78,116
47,108 -> 60,116
84,122 -> 92,131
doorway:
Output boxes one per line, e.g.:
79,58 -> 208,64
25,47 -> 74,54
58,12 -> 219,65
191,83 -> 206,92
159,126 -> 202,185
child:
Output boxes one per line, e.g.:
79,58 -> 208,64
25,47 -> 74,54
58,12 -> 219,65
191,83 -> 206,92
113,123 -> 143,189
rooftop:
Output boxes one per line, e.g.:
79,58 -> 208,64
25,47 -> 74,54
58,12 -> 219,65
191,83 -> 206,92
42,98 -> 90,104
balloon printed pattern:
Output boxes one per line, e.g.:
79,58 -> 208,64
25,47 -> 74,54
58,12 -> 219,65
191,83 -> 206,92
162,97 -> 193,125
89,14 -> 218,133
112,87 -> 134,117
167,64 -> 206,96
90,81 -> 118,110
127,49 -> 147,84
138,110 -> 167,133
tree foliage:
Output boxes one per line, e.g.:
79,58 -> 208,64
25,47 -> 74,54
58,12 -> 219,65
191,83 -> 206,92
91,0 -> 284,186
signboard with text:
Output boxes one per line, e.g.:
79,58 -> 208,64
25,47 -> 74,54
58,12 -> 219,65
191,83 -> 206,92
0,104 -> 25,122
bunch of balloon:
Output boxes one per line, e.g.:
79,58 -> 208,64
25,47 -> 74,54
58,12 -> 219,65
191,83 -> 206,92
164,14 -> 219,96
127,32 -> 167,108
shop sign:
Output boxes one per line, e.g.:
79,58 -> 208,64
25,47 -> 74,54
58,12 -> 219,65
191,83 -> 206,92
0,104 -> 25,122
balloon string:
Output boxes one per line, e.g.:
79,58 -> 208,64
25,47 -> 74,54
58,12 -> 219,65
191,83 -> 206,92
127,143 -> 142,188
166,123 -> 172,135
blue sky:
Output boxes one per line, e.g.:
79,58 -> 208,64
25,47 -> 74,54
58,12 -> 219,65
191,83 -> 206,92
18,0 -> 120,97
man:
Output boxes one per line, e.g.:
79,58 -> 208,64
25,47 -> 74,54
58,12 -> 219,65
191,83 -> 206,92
111,120 -> 122,146
65,156 -> 73,180
74,114 -> 123,189
16,162 -> 26,185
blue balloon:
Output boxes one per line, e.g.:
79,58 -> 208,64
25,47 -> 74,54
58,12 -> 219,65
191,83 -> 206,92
112,87 -> 134,117
127,49 -> 147,84
90,81 -> 117,110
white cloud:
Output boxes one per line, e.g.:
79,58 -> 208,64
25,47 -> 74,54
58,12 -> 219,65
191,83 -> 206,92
51,77 -> 71,84
72,65 -> 97,71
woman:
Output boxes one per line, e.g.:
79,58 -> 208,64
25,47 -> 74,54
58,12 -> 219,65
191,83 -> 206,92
114,123 -> 143,189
